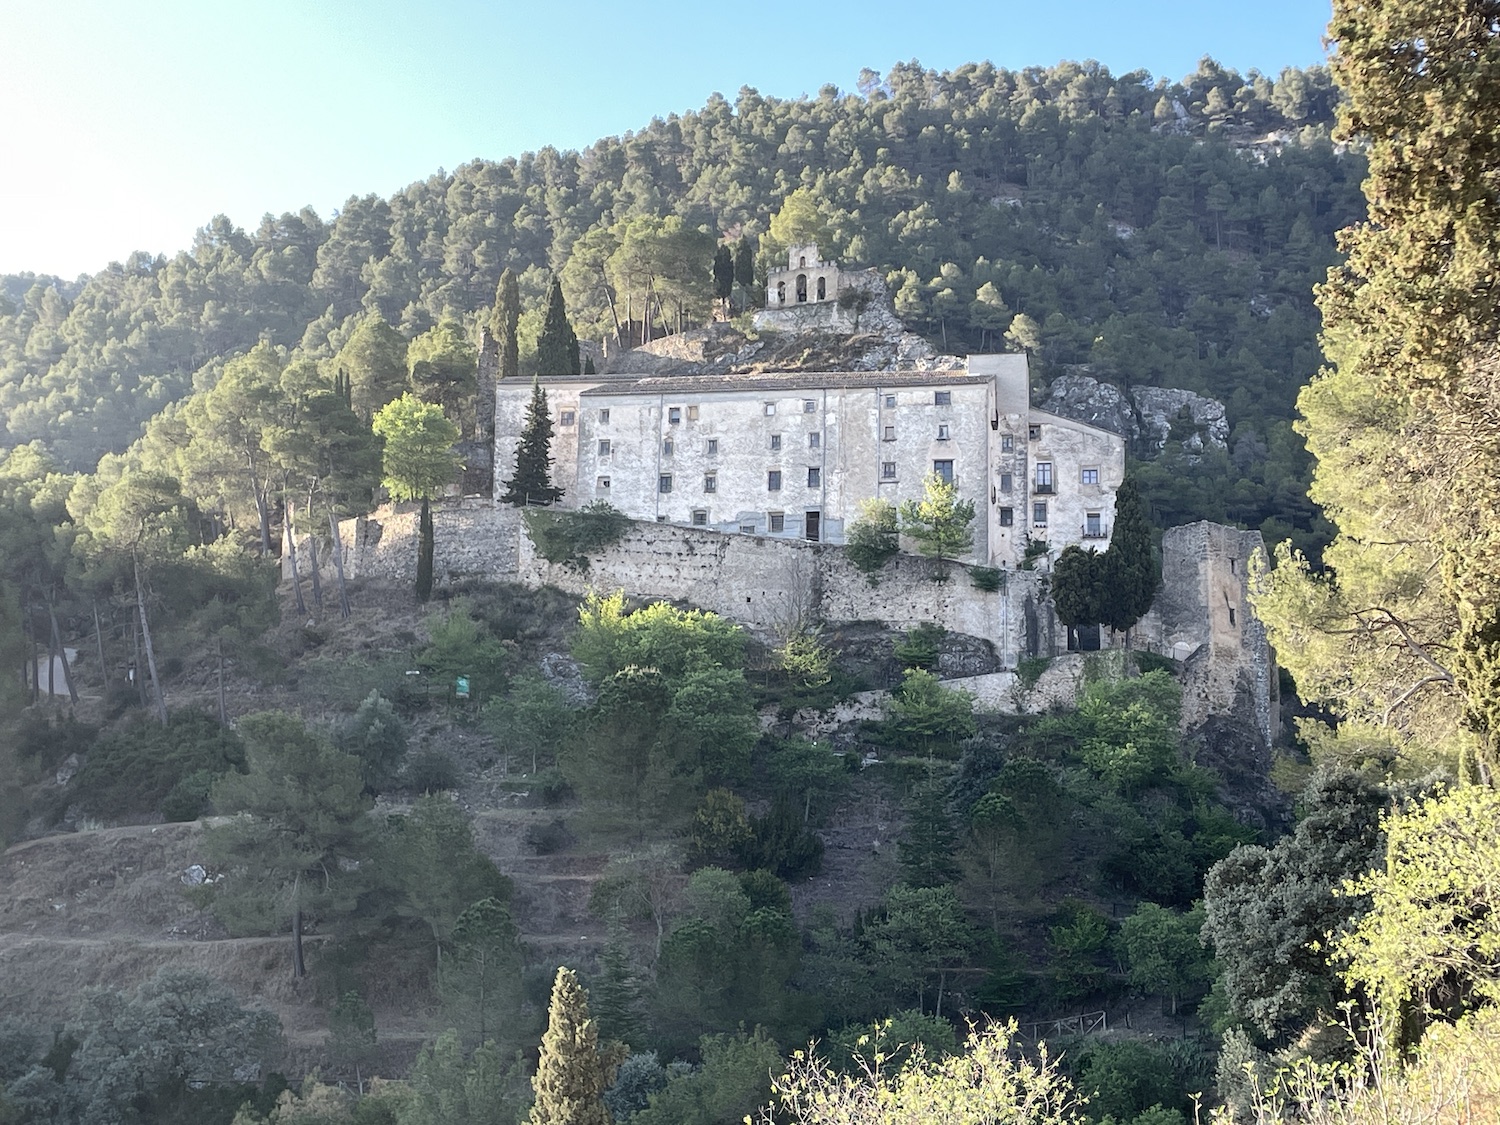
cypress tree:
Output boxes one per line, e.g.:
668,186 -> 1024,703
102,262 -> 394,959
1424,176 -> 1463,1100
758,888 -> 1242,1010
416,498 -> 434,602
536,278 -> 581,377
713,244 -> 735,306
501,380 -> 564,507
528,967 -> 612,1125
1101,476 -> 1159,642
733,236 -> 755,309
582,355 -> 596,376
1051,545 -> 1106,648
491,268 -> 521,383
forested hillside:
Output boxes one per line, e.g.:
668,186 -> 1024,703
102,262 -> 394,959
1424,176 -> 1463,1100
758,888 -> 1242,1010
0,57 -> 1359,549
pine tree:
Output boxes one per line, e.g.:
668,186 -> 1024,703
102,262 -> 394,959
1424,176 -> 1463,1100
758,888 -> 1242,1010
501,380 -> 564,507
491,268 -> 521,383
1100,476 -> 1158,642
589,916 -> 642,1045
536,278 -> 581,377
898,773 -> 961,888
528,967 -> 612,1125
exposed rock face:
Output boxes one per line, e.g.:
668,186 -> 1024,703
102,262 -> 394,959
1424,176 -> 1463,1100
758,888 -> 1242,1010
602,271 -> 962,378
1039,373 -> 1229,454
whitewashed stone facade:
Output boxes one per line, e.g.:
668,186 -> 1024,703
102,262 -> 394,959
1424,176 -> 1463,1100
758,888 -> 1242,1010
495,352 -> 1125,569
765,243 -> 841,309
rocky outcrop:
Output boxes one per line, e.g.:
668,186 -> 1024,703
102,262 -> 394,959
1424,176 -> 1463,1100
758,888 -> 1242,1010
602,272 -> 962,378
1039,373 -> 1229,454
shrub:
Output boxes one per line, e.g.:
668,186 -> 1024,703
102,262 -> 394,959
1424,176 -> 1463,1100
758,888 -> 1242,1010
525,817 -> 574,855
405,749 -> 459,793
335,691 -> 408,793
742,797 -> 824,880
531,766 -> 573,805
845,499 -> 899,577
523,501 -> 631,570
70,710 -> 246,820
893,623 -> 945,670
417,600 -> 515,702
969,565 -> 1005,592
690,788 -> 754,867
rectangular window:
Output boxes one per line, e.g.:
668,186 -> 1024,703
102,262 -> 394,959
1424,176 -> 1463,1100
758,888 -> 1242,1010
1035,462 -> 1053,492
770,434 -> 782,451
1229,607 -> 1237,626
883,425 -> 896,441
999,506 -> 1014,527
884,394 -> 897,408
933,459 -> 954,484
1081,467 -> 1100,485
1028,423 -> 1041,440
662,439 -> 674,456
1000,472 -> 1013,493
668,406 -> 681,424
703,472 -> 717,493
807,467 -> 821,488
599,408 -> 610,423
707,438 -> 719,455
937,423 -> 950,440
1033,502 -> 1048,526
1085,511 -> 1103,537
659,474 -> 673,494
881,461 -> 897,480
692,510 -> 708,526
808,432 -> 821,449
598,476 -> 611,490
768,470 -> 782,491
687,405 -> 699,421
764,402 -> 776,416
739,524 -> 756,534
560,410 -> 576,426
803,399 -> 816,413
769,512 -> 785,533
598,440 -> 612,457
934,391 -> 952,406
1001,434 -> 1014,452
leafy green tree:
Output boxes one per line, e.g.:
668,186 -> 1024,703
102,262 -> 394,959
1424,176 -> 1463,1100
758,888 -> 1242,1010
535,278 -> 581,377
767,186 -> 831,252
754,1021 -> 1080,1125
845,498 -> 900,576
528,967 -> 614,1125
768,737 -> 847,825
885,668 -> 978,755
483,670 -> 574,775
688,787 -> 754,867
1048,900 -> 1111,1003
501,380 -> 564,507
383,793 -> 513,968
1100,476 -> 1159,642
630,1030 -> 782,1125
900,473 -> 975,566
372,394 -> 463,504
336,314 -> 410,421
407,319 -> 478,433
335,690 -> 407,793
1115,903 -> 1211,1013
1051,545 -> 1107,645
1339,784 -> 1500,1045
1201,767 -> 1389,1039
440,897 -> 523,1049
866,884 -> 975,1017
199,711 -> 375,978
403,1030 -> 526,1125
327,991 -> 379,1092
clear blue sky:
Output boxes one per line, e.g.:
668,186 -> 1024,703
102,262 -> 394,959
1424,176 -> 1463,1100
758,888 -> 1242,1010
0,0 -> 1333,278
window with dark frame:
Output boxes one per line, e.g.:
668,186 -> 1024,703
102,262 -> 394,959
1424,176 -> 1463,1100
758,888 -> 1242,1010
659,474 -> 673,493
1001,434 -> 1014,452
883,425 -> 896,441
937,423 -> 950,440
770,434 -> 782,450
999,506 -> 1014,526
662,438 -> 673,456
707,438 -> 719,455
668,406 -> 681,424
598,439 -> 611,456
933,459 -> 954,484
881,461 -> 897,480
1000,472 -> 1012,492
1081,467 -> 1100,485
1033,501 -> 1047,526
769,512 -> 785,532
803,399 -> 816,413
768,470 -> 782,491
692,510 -> 708,526
1035,462 -> 1053,492
934,391 -> 952,406
807,466 -> 821,488
703,472 -> 717,493
560,410 -> 576,426
599,408 -> 610,423
1028,423 -> 1041,440
809,432 -> 820,449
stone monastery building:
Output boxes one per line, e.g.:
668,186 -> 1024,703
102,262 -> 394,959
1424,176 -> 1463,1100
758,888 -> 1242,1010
495,248 -> 1126,569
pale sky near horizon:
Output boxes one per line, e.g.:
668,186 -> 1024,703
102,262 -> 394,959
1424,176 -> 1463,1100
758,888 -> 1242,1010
0,0 -> 1333,279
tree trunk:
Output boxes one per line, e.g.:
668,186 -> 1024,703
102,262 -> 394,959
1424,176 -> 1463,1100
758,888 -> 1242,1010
129,612 -> 147,707
93,598 -> 109,692
46,591 -> 78,704
284,500 -> 307,617
217,636 -> 228,726
935,971 -> 946,1019
254,484 -> 272,557
328,513 -> 352,618
416,498 -> 434,602
307,531 -> 323,614
292,876 -> 306,979
134,555 -> 168,723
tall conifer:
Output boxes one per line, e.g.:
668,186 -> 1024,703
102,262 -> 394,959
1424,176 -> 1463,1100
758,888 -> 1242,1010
501,380 -> 563,507
1101,476 -> 1159,642
491,268 -> 521,383
528,967 -> 612,1125
536,278 -> 581,377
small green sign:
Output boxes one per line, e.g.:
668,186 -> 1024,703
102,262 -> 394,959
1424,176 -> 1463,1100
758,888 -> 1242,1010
455,676 -> 471,699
